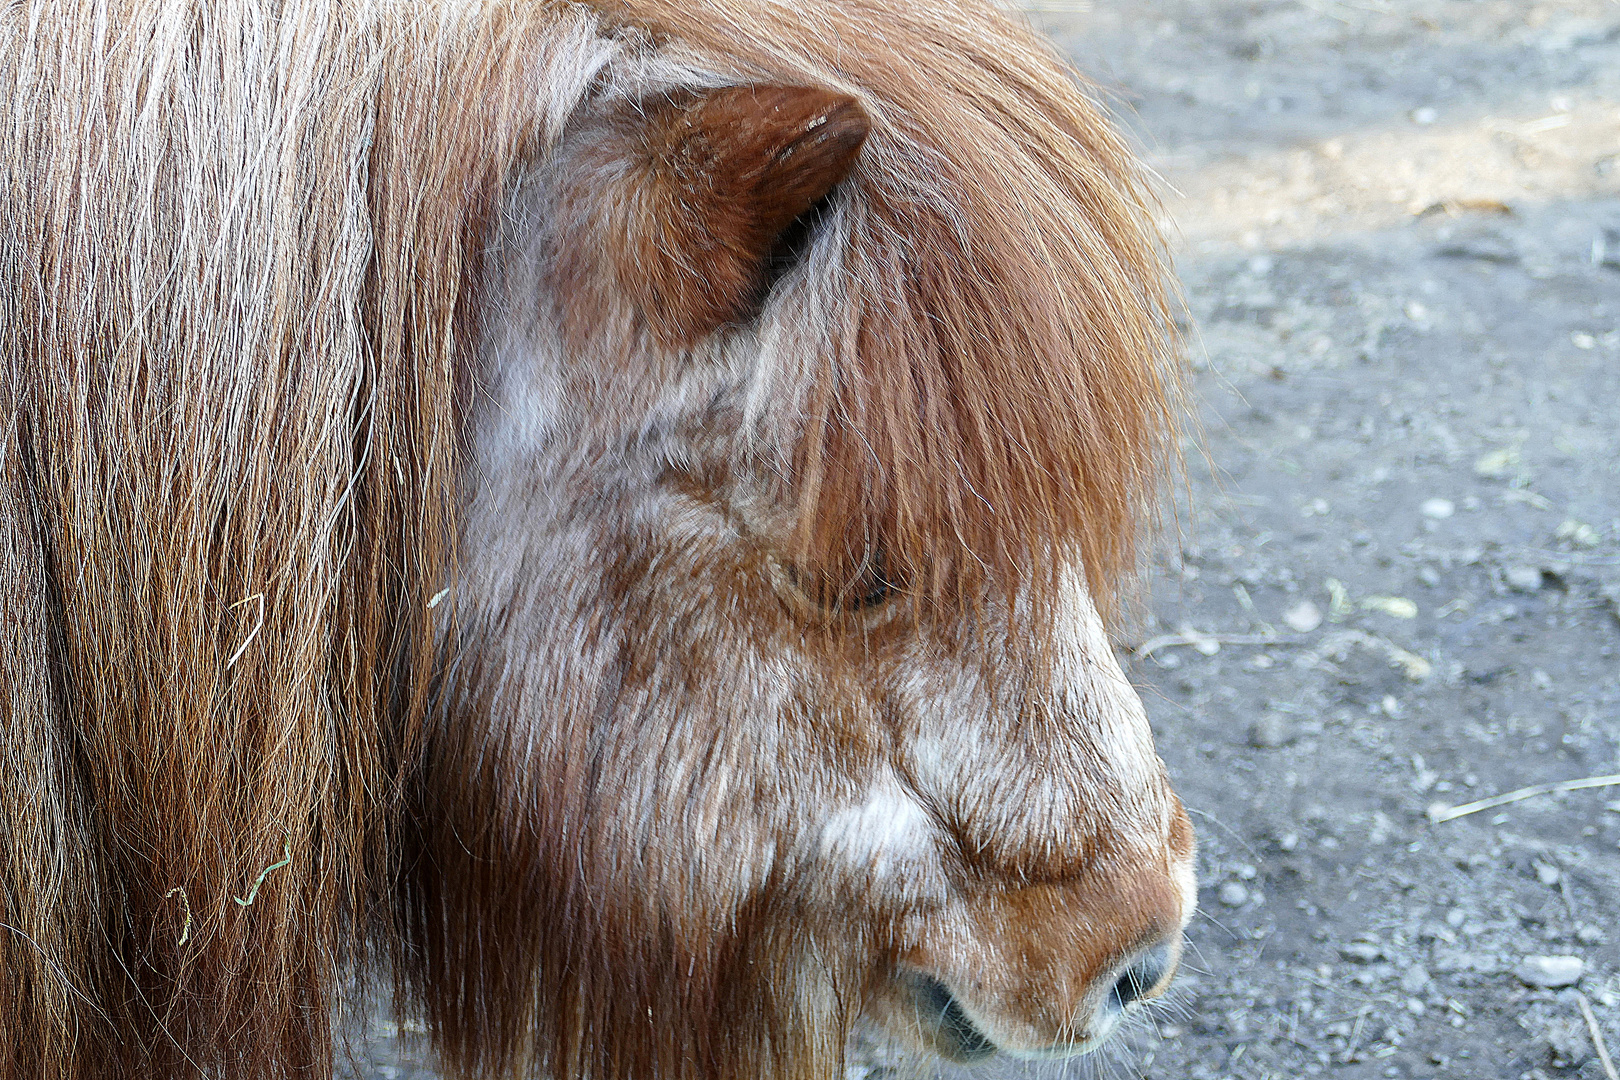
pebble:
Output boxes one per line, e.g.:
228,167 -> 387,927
1363,595 -> 1418,618
1283,600 -> 1323,633
1474,448 -> 1517,477
1400,964 -> 1432,995
1504,565 -> 1544,593
1515,955 -> 1584,988
1421,498 -> 1455,519
1218,881 -> 1250,907
1535,862 -> 1562,886
1248,713 -> 1296,749
1341,941 -> 1383,963
1557,518 -> 1601,548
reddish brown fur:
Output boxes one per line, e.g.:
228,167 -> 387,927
2,3 -> 556,1074
555,85 -> 870,349
2,2 -> 1186,1079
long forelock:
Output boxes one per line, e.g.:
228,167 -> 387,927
592,0 -> 1180,626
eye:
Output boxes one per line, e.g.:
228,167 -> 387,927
851,561 -> 899,610
780,553 -> 901,615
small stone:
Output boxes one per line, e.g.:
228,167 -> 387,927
1535,862 -> 1561,886
1515,955 -> 1584,988
1475,448 -> 1518,478
1411,106 -> 1438,125
1576,925 -> 1606,945
1362,595 -> 1418,618
1406,997 -> 1427,1016
1341,941 -> 1383,963
1572,331 -> 1597,350
1248,713 -> 1296,749
1556,518 -> 1601,548
1277,831 -> 1299,852
1283,600 -> 1323,633
1421,498 -> 1455,519
1218,881 -> 1250,907
1400,964 -> 1432,995
1504,565 -> 1544,592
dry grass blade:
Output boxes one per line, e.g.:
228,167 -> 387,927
163,888 -> 192,946
1135,629 -> 1288,658
1428,774 -> 1620,824
1578,993 -> 1619,1080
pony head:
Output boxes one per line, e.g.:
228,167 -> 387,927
418,3 -> 1192,1075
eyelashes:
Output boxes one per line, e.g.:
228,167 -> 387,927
782,552 -> 903,614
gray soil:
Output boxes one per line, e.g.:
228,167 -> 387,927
353,3 -> 1620,1077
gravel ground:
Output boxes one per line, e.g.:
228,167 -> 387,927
354,3 -> 1620,1077
1038,2 -> 1620,1078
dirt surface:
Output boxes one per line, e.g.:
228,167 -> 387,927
1031,2 -> 1620,1078
352,3 -> 1620,1078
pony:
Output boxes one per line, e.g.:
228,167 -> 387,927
0,1 -> 1192,1077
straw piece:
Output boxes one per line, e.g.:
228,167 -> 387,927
1428,774 -> 1620,824
1577,993 -> 1619,1080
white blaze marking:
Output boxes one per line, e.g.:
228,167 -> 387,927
821,778 -> 932,873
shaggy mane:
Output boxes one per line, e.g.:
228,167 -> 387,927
1,2 -> 570,1074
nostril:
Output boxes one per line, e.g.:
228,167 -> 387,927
1109,942 -> 1173,1010
909,974 -> 996,1062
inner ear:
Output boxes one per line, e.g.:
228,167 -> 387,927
566,85 -> 870,349
765,190 -> 836,289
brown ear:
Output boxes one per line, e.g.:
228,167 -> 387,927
558,85 -> 870,349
